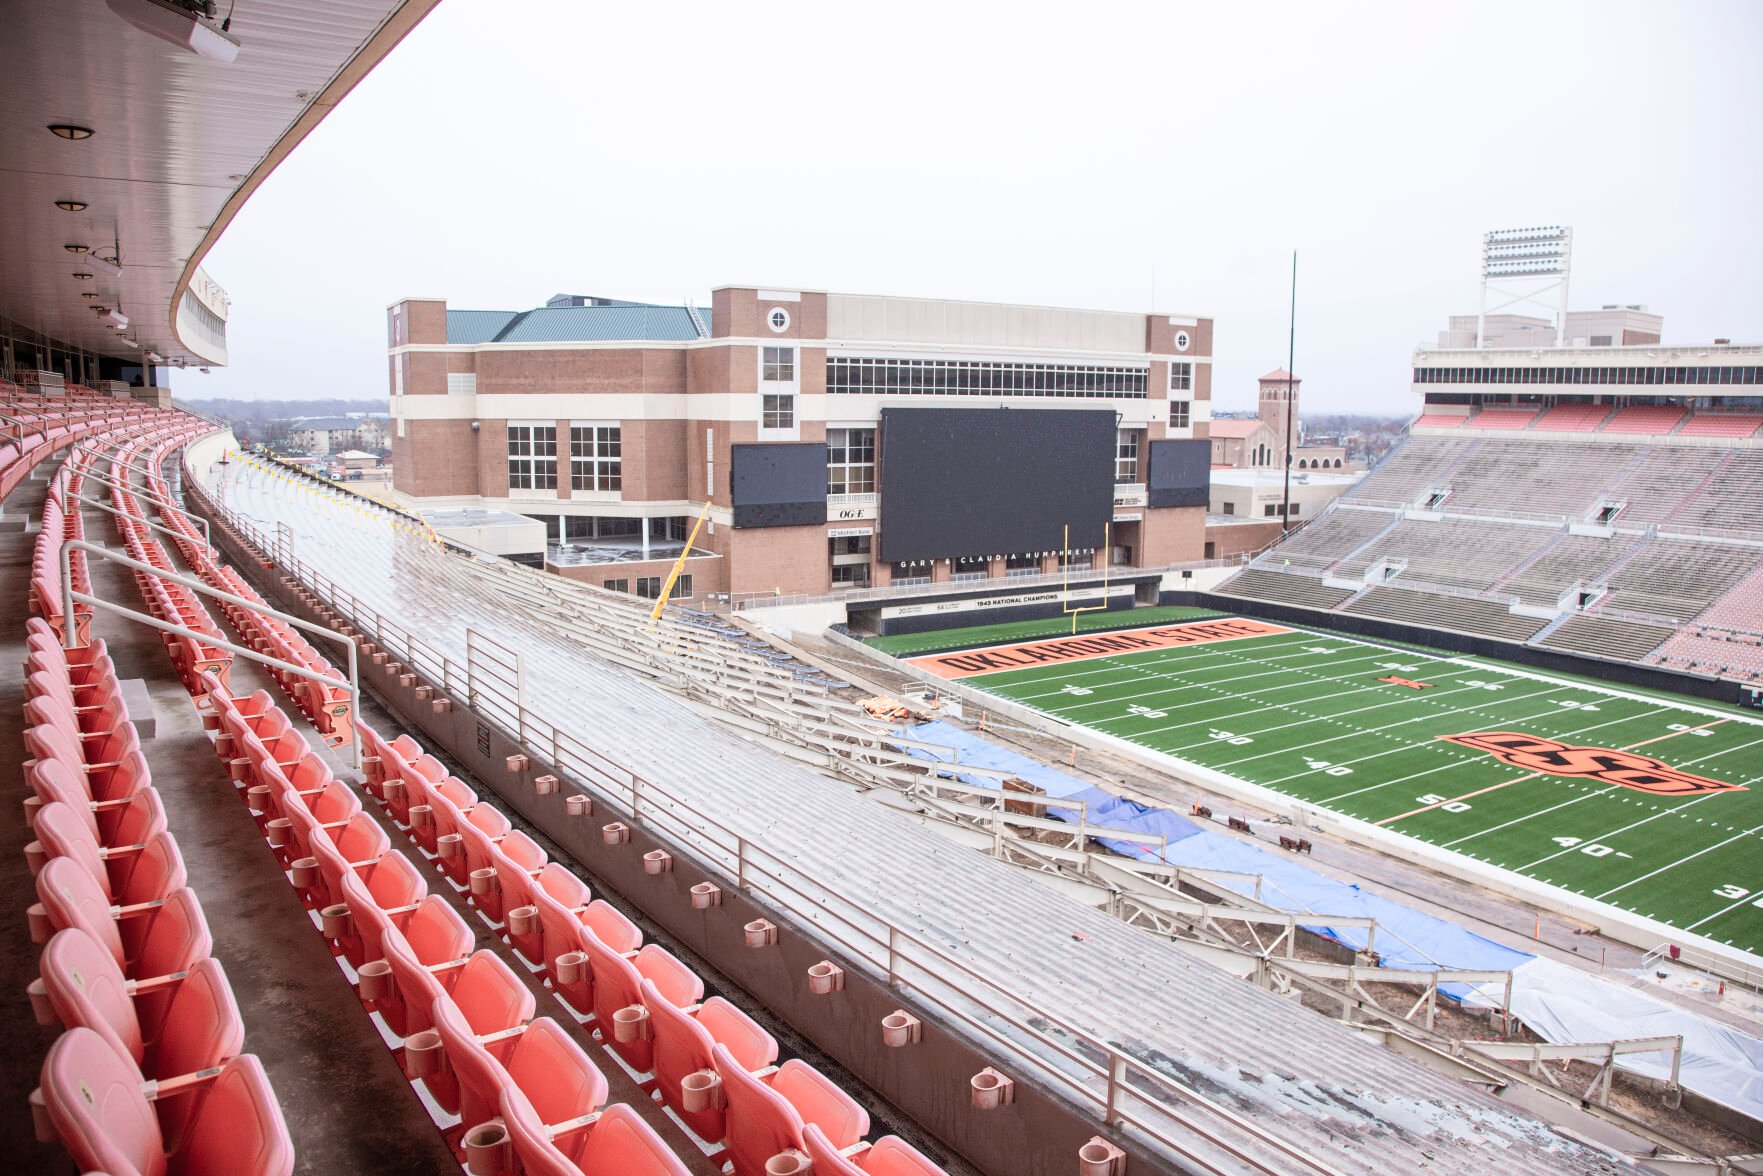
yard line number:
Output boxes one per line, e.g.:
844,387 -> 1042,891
1551,836 -> 1633,859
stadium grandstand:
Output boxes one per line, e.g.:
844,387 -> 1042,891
3,8 -> 1760,1176
1217,325 -> 1763,694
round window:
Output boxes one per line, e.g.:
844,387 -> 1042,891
768,307 -> 791,333
1175,330 -> 1191,352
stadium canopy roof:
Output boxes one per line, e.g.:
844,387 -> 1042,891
0,0 -> 440,368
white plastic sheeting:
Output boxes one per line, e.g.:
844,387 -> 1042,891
1464,959 -> 1763,1122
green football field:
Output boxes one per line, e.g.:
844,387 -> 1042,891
892,615 -> 1763,957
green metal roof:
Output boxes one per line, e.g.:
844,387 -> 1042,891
445,303 -> 710,344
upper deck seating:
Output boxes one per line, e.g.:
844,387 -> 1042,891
1469,408 -> 1538,429
1532,403 -> 1611,432
1679,413 -> 1763,438
1602,404 -> 1686,434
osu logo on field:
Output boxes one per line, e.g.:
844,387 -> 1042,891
1439,731 -> 1745,796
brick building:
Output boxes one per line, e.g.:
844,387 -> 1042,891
388,287 -> 1215,601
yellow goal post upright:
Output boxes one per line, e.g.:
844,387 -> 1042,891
1061,521 -> 1110,635
649,499 -> 714,622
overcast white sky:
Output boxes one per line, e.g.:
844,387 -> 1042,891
180,0 -> 1763,415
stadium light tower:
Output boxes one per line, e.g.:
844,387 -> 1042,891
1477,225 -> 1572,348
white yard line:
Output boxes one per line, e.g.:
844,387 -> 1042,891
1594,823 -> 1763,900
1314,706 -> 1669,812
1207,682 -> 1565,770
1506,735 -> 1763,869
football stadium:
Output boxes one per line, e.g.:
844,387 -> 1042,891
2,3 -> 1761,1176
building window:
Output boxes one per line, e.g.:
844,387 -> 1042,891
1264,504 -> 1278,517
762,346 -> 795,382
762,393 -> 795,429
507,424 -> 556,491
1222,502 -> 1235,516
831,564 -> 870,588
953,555 -> 989,581
447,372 -> 476,396
1006,553 -> 1041,578
570,425 -> 622,492
602,578 -> 629,593
1170,401 -> 1190,429
1175,330 -> 1191,352
826,356 -> 1148,399
1169,362 -> 1193,392
827,428 -> 876,494
636,576 -> 662,599
1114,429 -> 1140,483
891,561 -> 931,586
768,307 -> 791,333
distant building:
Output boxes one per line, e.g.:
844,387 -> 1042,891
285,415 -> 389,455
1208,370 -> 1346,471
1435,306 -> 1663,350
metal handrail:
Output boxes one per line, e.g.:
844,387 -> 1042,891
76,468 -> 211,545
57,538 -> 363,769
179,471 -> 1348,1175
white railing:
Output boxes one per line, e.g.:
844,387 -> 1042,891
729,557 -> 1249,612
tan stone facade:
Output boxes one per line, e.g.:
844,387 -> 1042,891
389,287 -> 1216,600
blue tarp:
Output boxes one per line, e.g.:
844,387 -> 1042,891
901,722 -> 1534,975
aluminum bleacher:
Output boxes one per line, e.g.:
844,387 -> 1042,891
1345,436 -> 1479,504
1603,447 -> 1730,527
1341,587 -> 1549,643
1216,422 -> 1763,681
1252,505 -> 1394,572
1600,537 -> 1758,621
1434,439 -> 1634,518
1500,532 -> 1642,606
1333,517 -> 1554,593
1672,450 -> 1763,531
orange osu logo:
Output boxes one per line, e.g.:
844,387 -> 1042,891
1379,675 -> 1432,689
1439,731 -> 1745,796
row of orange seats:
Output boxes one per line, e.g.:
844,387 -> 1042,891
22,629 -> 295,1172
359,662 -> 943,1176
121,430 -> 693,1173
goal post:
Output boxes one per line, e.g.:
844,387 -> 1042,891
1061,521 -> 1110,634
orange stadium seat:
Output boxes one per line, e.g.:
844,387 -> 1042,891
642,978 -> 778,1142
432,1000 -> 607,1157
583,938 -> 704,1075
38,1027 -> 293,1176
36,926 -> 243,1147
713,1041 -> 871,1176
804,1124 -> 947,1175
29,800 -> 176,907
502,1091 -> 690,1176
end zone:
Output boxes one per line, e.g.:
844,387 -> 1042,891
907,617 -> 1290,680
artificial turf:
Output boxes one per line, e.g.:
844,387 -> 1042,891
895,614 -> 1763,956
